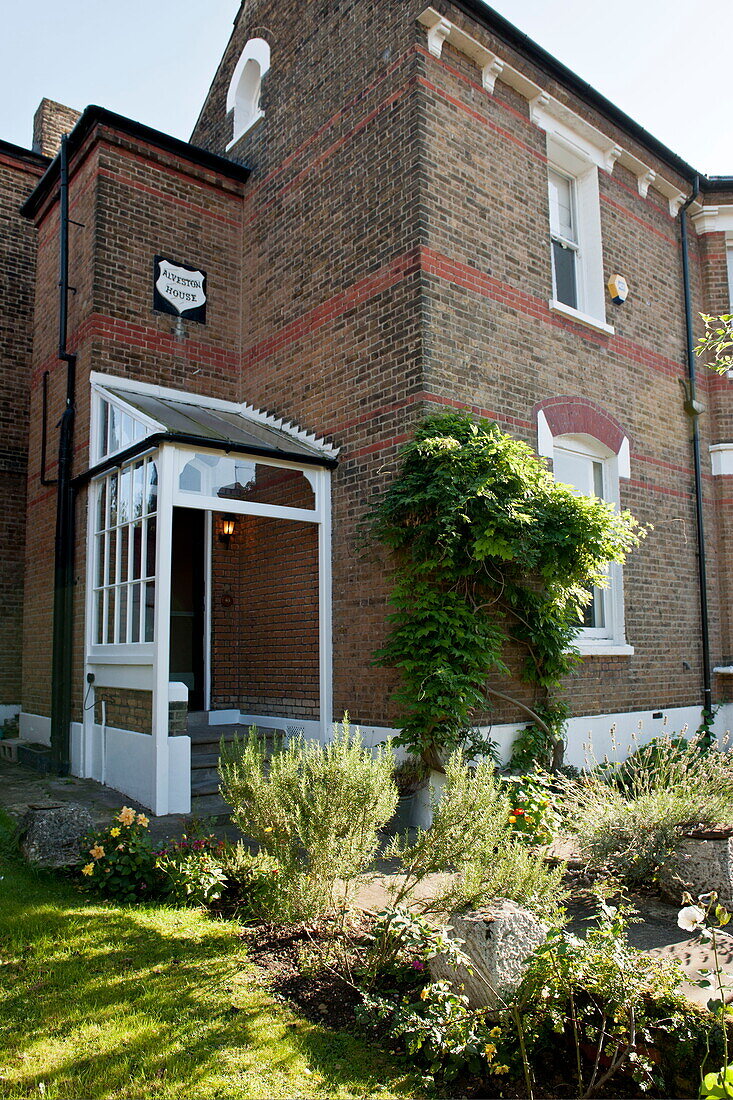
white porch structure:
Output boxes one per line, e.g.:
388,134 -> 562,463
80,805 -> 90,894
76,373 -> 338,815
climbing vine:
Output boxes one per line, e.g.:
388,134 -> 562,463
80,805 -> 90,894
372,412 -> 645,769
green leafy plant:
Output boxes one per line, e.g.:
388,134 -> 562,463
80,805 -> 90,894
677,893 -> 733,1099
696,313 -> 733,375
502,773 -> 559,847
357,980 -> 510,1085
217,842 -> 284,921
383,752 -> 565,919
155,834 -> 228,907
372,412 -> 644,770
516,898 -> 683,1097
560,730 -> 733,888
361,905 -> 470,990
80,806 -> 161,902
219,716 -> 398,919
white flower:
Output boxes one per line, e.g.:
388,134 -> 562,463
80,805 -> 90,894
678,905 -> 706,933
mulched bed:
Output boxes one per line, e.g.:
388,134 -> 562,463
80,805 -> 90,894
238,918 -> 366,1029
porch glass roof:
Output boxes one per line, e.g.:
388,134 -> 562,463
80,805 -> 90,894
103,387 -> 336,467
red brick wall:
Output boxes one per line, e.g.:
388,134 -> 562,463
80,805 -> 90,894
19,0 -> 733,741
0,145 -> 47,708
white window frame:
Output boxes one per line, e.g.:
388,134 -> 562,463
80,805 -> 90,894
551,433 -> 633,656
546,134 -> 613,336
226,37 -> 270,150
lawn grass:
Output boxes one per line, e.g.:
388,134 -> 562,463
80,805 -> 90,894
0,816 -> 422,1099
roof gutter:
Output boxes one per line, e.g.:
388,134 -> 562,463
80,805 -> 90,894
72,431 -> 338,490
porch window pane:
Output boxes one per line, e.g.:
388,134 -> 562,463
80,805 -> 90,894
144,583 -> 155,642
179,454 -> 316,509
91,452 -> 158,649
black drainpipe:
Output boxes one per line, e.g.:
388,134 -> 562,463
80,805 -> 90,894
679,175 -> 713,724
49,133 -> 77,775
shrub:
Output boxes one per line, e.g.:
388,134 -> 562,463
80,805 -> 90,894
384,752 -> 565,919
80,806 -> 161,902
217,842 -> 284,922
219,716 -> 398,919
156,834 -> 228,907
357,981 -> 507,1086
560,731 -> 733,887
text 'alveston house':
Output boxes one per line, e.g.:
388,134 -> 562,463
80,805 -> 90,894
2,0 -> 733,814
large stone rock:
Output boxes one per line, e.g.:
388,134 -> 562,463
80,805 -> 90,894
429,900 -> 547,1013
20,803 -> 95,868
659,827 -> 733,908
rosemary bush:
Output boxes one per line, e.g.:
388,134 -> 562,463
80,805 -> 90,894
384,752 -> 565,919
219,717 -> 398,918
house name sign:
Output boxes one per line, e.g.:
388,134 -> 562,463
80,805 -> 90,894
153,255 -> 207,324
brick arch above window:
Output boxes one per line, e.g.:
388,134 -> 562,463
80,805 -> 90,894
534,397 -> 631,478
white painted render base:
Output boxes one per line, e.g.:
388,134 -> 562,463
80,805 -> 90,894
0,704 -> 19,725
18,710 -> 190,815
16,702 -> 733,817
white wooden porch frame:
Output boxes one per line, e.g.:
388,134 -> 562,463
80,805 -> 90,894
83,440 -> 333,815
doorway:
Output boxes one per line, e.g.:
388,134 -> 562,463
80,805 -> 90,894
169,507 -> 207,711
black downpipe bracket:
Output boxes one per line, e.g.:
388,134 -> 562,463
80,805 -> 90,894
679,176 -> 713,723
49,133 -> 77,776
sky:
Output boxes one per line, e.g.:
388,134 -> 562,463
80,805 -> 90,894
1,1 -> 730,176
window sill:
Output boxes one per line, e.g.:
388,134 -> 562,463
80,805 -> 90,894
548,299 -> 615,336
575,641 -> 634,657
226,111 -> 264,151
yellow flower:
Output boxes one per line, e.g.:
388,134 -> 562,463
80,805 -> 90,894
419,988 -> 429,1001
493,1064 -> 509,1074
508,815 -> 517,824
484,1043 -> 496,1058
110,827 -> 121,837
264,827 -> 274,833
82,863 -> 94,876
526,815 -> 534,824
90,844 -> 105,860
489,1026 -> 502,1037
117,806 -> 136,826
136,814 -> 149,828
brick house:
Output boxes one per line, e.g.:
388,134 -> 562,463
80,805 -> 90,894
2,0 -> 733,814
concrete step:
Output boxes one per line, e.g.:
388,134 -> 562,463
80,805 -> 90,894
191,769 -> 223,797
191,752 -> 219,769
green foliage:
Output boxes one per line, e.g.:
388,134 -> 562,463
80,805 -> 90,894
361,905 -> 470,990
80,806 -> 161,902
502,773 -> 559,847
217,842 -> 284,922
384,752 -> 565,919
560,732 -> 733,887
155,834 -> 228,907
357,981 -> 508,1086
517,899 -> 687,1096
510,700 -> 570,772
372,412 -> 644,766
701,1066 -> 733,1099
696,313 -> 733,375
219,716 -> 398,919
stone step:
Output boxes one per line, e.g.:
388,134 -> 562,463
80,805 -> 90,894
191,769 -> 223,797
191,753 -> 220,769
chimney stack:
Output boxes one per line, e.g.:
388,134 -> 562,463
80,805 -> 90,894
32,99 -> 81,158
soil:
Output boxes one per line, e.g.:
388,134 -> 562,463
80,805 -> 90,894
238,918 -> 366,1030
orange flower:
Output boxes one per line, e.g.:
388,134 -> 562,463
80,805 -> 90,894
136,813 -> 149,828
90,844 -> 105,860
117,806 -> 136,827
